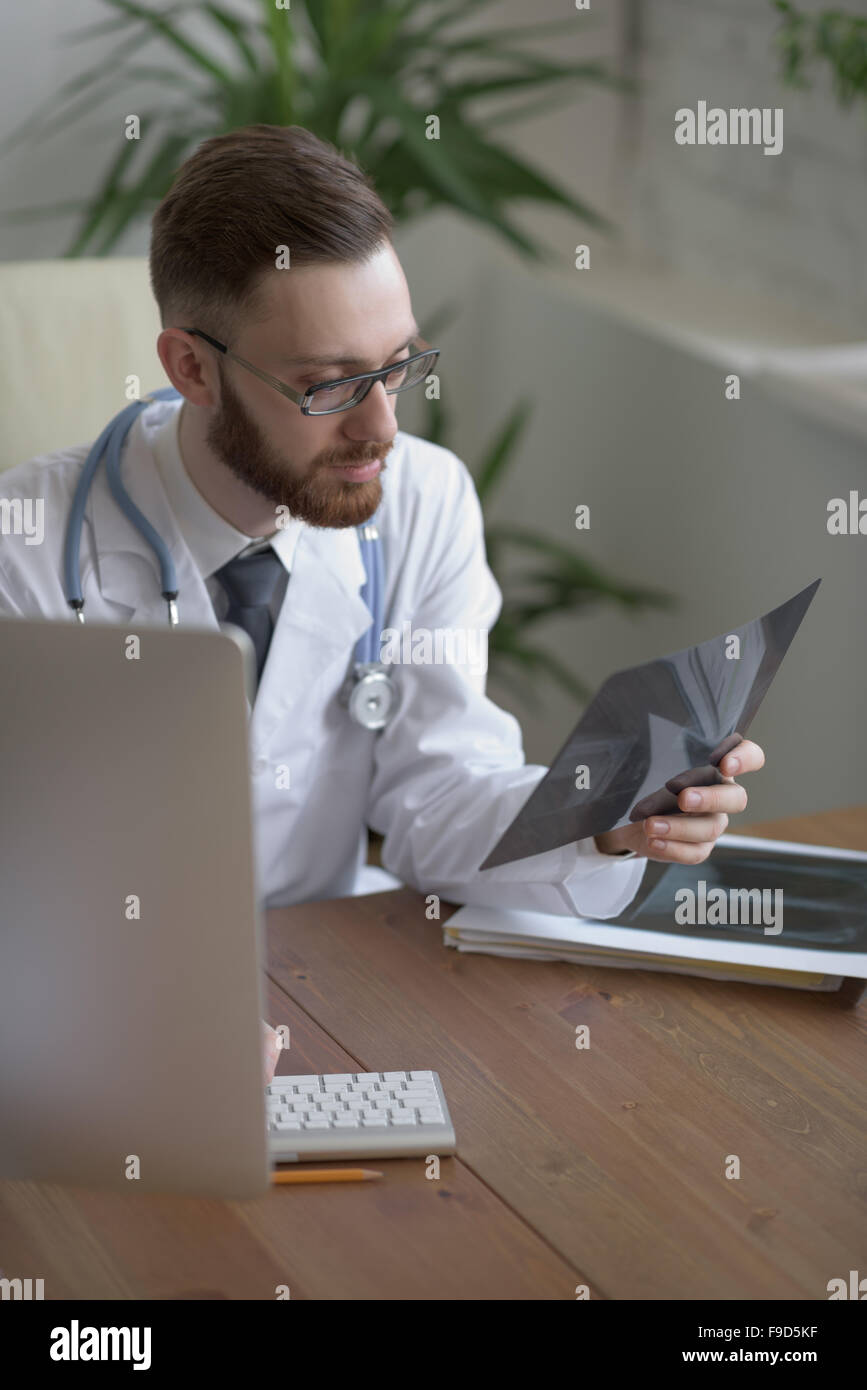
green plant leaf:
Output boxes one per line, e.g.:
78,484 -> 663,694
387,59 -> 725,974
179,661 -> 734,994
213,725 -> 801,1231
441,62 -> 618,107
434,115 -> 612,229
473,398 -> 532,505
320,3 -> 419,77
422,392 -> 450,449
774,1 -> 867,106
98,0 -> 233,83
351,78 -> 543,255
201,3 -> 260,73
13,0 -> 613,265
408,0 -> 505,40
475,91 -> 596,132
260,0 -> 295,123
0,198 -> 95,225
297,0 -> 333,55
351,78 -> 502,218
420,384 -> 676,703
488,634 -> 591,705
62,134 -> 143,257
60,10 -> 160,43
0,55 -> 153,159
419,9 -> 578,51
92,129 -> 194,254
437,15 -> 599,50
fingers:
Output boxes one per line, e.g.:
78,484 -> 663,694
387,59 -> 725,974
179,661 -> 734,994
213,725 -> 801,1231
719,739 -> 765,778
636,741 -> 764,864
646,812 -> 728,844
262,1021 -> 282,1086
644,812 -> 728,862
677,781 -> 748,814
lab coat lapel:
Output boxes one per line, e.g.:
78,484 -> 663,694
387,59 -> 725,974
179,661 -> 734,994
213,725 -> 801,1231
250,523 -> 374,750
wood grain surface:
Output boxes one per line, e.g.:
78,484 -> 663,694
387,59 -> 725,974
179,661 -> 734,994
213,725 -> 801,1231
1,807 -> 864,1299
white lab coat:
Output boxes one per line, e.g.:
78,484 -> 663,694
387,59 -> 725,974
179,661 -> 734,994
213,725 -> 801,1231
0,398 -> 645,917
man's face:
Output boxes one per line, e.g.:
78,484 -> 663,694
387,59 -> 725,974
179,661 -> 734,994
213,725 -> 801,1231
203,242 -> 415,528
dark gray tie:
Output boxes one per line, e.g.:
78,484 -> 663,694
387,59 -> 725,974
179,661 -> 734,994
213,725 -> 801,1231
212,545 -> 286,689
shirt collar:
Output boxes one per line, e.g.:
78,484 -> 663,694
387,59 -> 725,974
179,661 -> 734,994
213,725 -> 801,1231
150,398 -> 305,578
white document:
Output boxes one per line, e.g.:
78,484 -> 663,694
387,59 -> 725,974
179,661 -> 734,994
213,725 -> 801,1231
445,834 -> 867,978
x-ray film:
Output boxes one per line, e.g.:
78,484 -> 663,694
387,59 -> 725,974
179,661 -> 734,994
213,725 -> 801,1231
479,579 -> 821,871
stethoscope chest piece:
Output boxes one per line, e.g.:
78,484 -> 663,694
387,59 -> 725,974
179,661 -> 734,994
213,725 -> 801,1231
341,662 -> 397,730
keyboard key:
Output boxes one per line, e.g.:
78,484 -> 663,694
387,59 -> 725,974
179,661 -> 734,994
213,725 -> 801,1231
356,1073 -> 380,1083
362,1118 -> 389,1126
272,1120 -> 302,1131
390,1114 -> 417,1124
303,1119 -> 332,1129
383,1071 -> 407,1081
409,1071 -> 434,1081
332,1117 -> 360,1127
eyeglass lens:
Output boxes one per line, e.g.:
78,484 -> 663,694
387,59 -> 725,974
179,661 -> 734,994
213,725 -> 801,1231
306,351 -> 437,414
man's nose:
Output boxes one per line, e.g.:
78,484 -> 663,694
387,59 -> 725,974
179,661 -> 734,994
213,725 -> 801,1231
341,378 -> 398,443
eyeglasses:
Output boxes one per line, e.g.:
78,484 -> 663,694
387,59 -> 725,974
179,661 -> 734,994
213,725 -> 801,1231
181,328 -> 440,416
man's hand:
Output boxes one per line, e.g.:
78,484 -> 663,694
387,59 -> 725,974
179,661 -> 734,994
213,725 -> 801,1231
594,740 -> 765,863
262,1021 -> 282,1085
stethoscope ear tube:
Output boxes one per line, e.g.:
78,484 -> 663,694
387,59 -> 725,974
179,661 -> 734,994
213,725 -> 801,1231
63,412 -> 122,609
64,388 -> 182,623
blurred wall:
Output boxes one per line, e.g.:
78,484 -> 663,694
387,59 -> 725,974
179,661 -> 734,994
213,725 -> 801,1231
620,0 -> 867,336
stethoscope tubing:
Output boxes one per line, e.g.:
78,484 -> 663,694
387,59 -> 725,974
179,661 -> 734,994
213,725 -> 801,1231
63,389 -> 383,667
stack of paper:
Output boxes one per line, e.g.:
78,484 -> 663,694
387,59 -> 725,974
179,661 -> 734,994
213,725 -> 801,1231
447,835 -> 867,994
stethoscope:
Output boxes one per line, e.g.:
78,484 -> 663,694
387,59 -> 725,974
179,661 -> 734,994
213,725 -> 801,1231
62,386 -> 398,730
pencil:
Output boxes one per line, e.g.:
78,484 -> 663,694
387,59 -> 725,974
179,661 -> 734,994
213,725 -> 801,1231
271,1168 -> 383,1185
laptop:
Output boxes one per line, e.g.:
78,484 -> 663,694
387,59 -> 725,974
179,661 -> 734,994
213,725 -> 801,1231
0,616 -> 271,1198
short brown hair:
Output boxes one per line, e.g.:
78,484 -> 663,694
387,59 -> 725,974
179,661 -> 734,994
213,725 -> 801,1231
149,124 -> 394,340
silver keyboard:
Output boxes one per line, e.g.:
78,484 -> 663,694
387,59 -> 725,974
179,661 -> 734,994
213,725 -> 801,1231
266,1070 -> 456,1162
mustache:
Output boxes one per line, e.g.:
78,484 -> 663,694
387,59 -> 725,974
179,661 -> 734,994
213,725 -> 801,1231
317,442 -> 392,469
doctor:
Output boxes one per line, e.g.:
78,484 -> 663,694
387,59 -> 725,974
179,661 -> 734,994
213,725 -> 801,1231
0,126 -> 764,1072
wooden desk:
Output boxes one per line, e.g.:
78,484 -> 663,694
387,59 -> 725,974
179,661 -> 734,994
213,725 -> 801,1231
1,806 -> 865,1300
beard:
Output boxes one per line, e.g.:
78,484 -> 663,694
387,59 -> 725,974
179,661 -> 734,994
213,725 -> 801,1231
205,364 -> 390,528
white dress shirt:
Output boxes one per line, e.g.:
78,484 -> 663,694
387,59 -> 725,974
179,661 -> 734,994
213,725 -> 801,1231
150,400 -> 303,626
